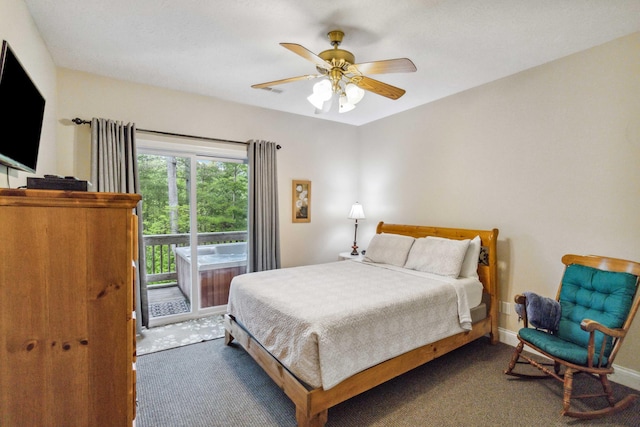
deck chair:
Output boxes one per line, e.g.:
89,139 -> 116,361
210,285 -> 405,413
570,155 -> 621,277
504,254 -> 640,418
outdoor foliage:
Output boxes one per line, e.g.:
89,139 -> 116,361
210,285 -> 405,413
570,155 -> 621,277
137,153 -> 248,278
196,159 -> 248,232
138,154 -> 248,235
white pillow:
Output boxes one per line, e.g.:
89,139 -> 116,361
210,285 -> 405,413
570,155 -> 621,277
459,235 -> 481,279
404,236 -> 470,277
363,233 -> 415,267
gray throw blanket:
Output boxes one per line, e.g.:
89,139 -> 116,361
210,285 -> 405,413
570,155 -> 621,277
515,291 -> 561,332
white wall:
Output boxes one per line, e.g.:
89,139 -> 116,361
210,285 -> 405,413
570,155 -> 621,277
5,0 -> 640,376
358,32 -> 640,372
56,69 -> 360,268
0,0 -> 57,188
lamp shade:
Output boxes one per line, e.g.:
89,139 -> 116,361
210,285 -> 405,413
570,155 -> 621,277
314,79 -> 333,99
345,83 -> 365,105
348,203 -> 365,220
307,79 -> 333,110
339,94 -> 356,113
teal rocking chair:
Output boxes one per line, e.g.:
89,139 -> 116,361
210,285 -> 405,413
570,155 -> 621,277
504,254 -> 640,418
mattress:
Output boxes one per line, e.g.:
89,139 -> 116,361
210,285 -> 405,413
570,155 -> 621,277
227,260 -> 484,390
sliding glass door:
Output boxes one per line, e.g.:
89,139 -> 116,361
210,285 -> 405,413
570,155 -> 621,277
137,144 -> 248,327
194,159 -> 248,309
139,153 -> 191,323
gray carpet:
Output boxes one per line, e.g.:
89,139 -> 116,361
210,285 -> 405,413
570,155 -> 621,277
135,338 -> 640,426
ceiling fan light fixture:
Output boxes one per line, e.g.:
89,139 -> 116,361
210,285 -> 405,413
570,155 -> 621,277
321,98 -> 333,112
339,94 -> 356,113
308,79 -> 333,109
313,98 -> 332,115
252,30 -> 417,114
345,83 -> 365,105
307,93 -> 325,110
313,79 -> 332,99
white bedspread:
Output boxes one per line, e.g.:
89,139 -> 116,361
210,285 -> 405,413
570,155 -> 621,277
227,260 -> 483,390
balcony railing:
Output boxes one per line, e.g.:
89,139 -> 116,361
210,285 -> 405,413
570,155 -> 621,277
142,231 -> 247,286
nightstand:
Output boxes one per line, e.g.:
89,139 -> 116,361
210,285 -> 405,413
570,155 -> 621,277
339,251 -> 364,261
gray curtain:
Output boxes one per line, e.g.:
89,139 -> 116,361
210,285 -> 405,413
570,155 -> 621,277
90,118 -> 148,328
247,140 -> 281,272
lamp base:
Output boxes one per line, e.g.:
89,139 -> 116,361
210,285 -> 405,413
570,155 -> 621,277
350,218 -> 361,256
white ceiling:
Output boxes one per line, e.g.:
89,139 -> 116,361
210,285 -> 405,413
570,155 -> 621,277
24,0 -> 640,126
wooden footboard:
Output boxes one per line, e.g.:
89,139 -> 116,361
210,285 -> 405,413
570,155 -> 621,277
225,313 -> 493,427
225,223 -> 499,426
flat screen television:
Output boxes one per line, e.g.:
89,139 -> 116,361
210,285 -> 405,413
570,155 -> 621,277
0,40 -> 46,173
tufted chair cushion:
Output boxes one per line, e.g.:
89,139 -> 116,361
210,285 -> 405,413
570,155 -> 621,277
519,264 -> 637,366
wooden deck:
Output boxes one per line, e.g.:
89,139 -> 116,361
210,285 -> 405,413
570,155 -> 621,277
147,285 -> 190,318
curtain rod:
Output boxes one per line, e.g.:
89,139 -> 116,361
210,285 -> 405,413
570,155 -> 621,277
71,118 -> 281,149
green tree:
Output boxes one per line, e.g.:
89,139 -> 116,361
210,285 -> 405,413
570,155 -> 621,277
138,153 -> 248,278
197,160 -> 248,232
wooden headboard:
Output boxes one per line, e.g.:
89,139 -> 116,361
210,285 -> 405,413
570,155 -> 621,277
376,221 -> 500,343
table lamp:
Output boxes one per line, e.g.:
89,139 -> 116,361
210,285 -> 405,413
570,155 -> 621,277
348,202 -> 365,255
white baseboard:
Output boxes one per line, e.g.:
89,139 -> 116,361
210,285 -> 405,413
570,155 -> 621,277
498,327 -> 640,391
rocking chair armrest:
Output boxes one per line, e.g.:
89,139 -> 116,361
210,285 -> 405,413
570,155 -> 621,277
581,319 -> 626,367
580,319 -> 626,338
514,294 -> 526,304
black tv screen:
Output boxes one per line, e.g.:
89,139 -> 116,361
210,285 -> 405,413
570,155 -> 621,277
0,40 -> 45,173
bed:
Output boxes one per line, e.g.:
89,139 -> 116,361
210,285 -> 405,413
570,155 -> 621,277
224,222 -> 499,427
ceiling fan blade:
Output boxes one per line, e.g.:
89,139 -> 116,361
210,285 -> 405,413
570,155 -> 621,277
252,74 -> 321,89
280,43 -> 332,71
353,76 -> 406,100
349,58 -> 417,75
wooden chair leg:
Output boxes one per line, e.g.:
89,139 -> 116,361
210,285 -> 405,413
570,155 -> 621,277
599,374 -> 616,407
562,369 -> 639,419
504,341 -> 524,374
561,368 -> 575,415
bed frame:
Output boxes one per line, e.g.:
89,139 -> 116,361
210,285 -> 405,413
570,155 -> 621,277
224,222 -> 499,427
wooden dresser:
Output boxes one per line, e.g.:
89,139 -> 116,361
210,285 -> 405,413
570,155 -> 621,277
0,189 -> 141,426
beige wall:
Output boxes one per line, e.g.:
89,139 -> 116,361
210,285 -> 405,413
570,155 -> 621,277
56,69 -> 360,268
358,32 -> 640,373
0,0 -> 57,188
3,0 -> 639,380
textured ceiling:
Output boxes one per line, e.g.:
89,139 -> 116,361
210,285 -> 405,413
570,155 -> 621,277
24,0 -> 640,126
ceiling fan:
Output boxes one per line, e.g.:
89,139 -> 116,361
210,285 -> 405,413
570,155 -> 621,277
252,30 -> 417,113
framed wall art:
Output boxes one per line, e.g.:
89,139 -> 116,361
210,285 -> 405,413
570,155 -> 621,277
292,179 -> 311,223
